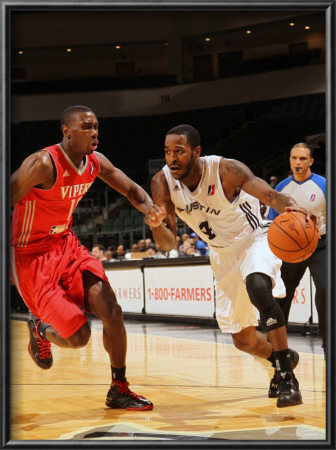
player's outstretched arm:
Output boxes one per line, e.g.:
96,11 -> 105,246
96,152 -> 155,214
145,170 -> 177,252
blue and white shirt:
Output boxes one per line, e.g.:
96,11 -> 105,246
267,173 -> 326,236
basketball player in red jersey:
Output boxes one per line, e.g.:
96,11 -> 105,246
11,105 -> 164,410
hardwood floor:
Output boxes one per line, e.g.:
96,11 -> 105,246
10,319 -> 326,442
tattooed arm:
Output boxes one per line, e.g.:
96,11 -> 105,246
219,158 -> 315,219
144,170 -> 177,251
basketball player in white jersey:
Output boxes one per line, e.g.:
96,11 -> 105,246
145,124 -> 317,408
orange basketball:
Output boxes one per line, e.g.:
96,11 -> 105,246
267,211 -> 318,263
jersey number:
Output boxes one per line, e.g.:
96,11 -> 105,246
199,220 -> 216,240
67,198 -> 81,221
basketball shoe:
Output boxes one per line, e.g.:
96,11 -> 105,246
268,349 -> 299,398
27,314 -> 53,369
276,371 -> 303,408
105,379 -> 153,410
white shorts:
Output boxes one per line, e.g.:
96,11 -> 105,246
210,228 -> 285,334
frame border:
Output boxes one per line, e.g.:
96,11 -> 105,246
2,1 -> 335,449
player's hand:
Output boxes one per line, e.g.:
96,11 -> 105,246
145,205 -> 166,228
285,206 -> 320,232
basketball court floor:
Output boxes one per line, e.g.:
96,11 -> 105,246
10,315 -> 326,444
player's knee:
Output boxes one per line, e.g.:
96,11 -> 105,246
66,323 -> 91,348
89,282 -> 124,323
112,300 -> 123,316
232,335 -> 250,352
96,297 -> 124,326
246,272 -> 273,312
108,299 -> 123,320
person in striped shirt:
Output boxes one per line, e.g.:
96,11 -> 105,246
268,143 -> 326,354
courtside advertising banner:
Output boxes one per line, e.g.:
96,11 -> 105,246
144,265 -> 215,317
105,267 -> 144,313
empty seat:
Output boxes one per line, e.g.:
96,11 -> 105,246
119,209 -> 130,219
100,219 -> 114,233
111,216 -> 124,232
123,215 -> 135,231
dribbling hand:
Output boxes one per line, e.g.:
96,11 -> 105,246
285,206 -> 320,233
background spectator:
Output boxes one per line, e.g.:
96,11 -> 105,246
125,243 -> 140,260
104,249 -> 115,261
180,239 -> 201,257
137,239 -> 147,252
91,244 -> 106,261
146,244 -> 159,258
189,233 -> 209,255
178,233 -> 190,256
116,244 -> 126,260
145,238 -> 153,250
269,175 -> 279,188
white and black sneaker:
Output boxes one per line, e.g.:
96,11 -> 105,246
277,372 -> 303,408
268,349 -> 299,398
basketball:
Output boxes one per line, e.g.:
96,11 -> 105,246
267,211 -> 318,263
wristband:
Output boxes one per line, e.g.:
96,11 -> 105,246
150,220 -> 163,230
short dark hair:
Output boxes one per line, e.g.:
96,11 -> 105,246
60,105 -> 94,127
292,142 -> 313,158
166,124 -> 201,150
93,244 -> 105,252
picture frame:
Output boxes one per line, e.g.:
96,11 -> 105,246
1,1 -> 335,448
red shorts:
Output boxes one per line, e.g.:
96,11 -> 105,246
11,232 -> 108,338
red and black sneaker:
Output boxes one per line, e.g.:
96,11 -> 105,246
27,315 -> 53,370
106,379 -> 153,410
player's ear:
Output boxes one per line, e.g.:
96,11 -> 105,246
309,157 -> 314,167
193,145 -> 201,157
62,124 -> 71,139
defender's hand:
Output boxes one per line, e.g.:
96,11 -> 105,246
145,205 -> 166,228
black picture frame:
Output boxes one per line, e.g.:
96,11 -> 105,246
1,1 -> 335,449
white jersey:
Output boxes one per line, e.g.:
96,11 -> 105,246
162,155 -> 265,249
163,155 -> 285,333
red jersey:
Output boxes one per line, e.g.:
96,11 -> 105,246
11,144 -> 100,253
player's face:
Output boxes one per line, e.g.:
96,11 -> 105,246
164,134 -> 194,180
66,111 -> 99,154
290,146 -> 313,177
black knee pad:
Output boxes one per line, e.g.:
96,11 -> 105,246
245,272 -> 285,332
